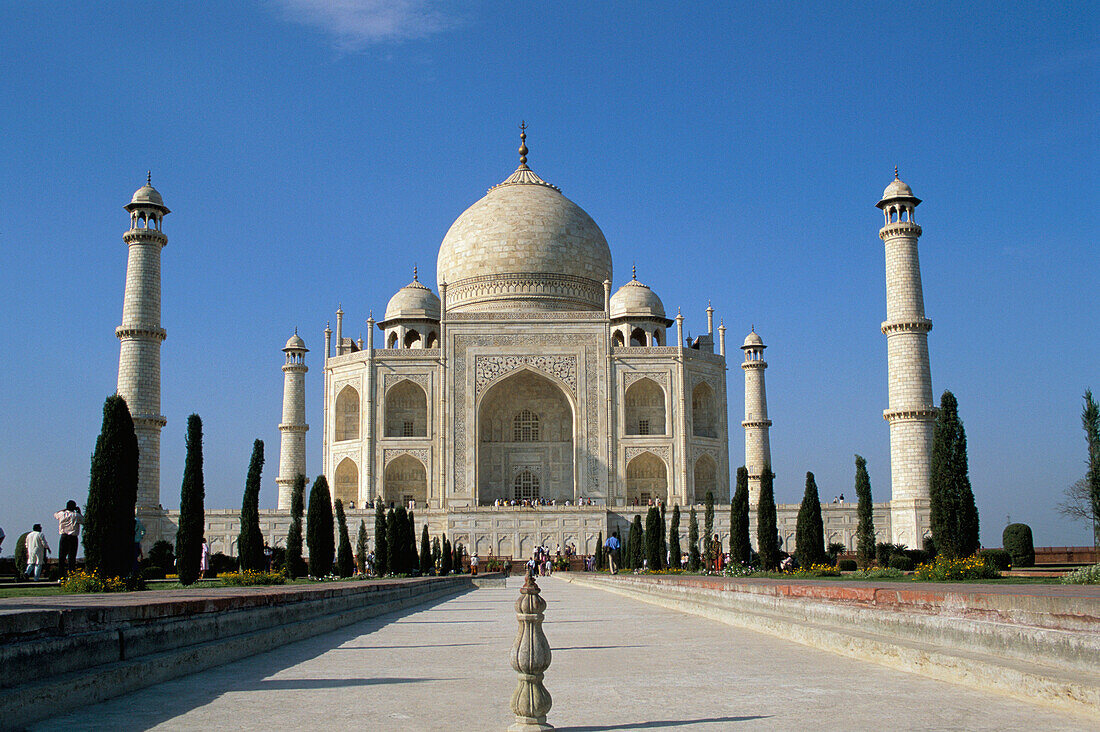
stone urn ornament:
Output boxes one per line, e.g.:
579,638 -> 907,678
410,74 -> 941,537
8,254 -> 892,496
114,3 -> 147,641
508,573 -> 553,731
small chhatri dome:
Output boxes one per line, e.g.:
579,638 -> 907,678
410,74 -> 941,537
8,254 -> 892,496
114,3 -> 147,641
879,167 -> 920,206
610,270 -> 666,320
437,123 -> 612,312
742,327 -> 764,349
384,272 -> 441,321
284,330 -> 307,351
127,171 -> 169,211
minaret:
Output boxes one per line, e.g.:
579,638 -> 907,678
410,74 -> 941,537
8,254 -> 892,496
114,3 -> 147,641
276,331 -> 309,510
878,170 -> 935,546
117,174 -> 169,512
741,327 -> 772,504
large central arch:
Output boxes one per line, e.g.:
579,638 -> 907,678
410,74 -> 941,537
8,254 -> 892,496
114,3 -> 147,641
477,368 -> 575,504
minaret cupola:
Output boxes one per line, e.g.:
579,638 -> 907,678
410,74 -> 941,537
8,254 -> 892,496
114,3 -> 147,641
125,172 -> 170,231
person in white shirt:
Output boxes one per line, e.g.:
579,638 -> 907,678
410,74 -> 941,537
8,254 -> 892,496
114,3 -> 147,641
25,524 -> 51,581
54,500 -> 84,579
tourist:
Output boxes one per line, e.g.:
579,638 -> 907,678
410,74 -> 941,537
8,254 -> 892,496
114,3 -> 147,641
133,516 -> 146,575
54,500 -> 83,579
604,533 -> 620,574
470,553 -> 479,576
263,542 -> 273,571
199,537 -> 211,579
0,525 -> 5,554
24,524 -> 50,581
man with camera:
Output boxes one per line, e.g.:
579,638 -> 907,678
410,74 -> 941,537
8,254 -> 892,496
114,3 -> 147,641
53,500 -> 83,579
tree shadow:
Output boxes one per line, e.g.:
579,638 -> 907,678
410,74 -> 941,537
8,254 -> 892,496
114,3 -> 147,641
556,716 -> 769,731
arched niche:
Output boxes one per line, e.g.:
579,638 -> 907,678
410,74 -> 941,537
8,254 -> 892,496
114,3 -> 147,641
626,452 -> 667,505
624,377 -> 665,435
693,453 -> 717,504
383,454 -> 427,507
692,382 -> 717,438
334,457 -> 358,505
335,386 -> 359,441
385,380 -> 428,437
477,369 -> 574,505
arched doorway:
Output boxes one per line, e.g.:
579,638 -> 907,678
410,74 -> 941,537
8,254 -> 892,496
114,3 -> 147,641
477,369 -> 574,505
385,380 -> 428,437
624,377 -> 665,435
692,382 -> 717,437
334,457 -> 358,505
383,454 -> 427,507
693,454 -> 717,504
626,452 -> 667,505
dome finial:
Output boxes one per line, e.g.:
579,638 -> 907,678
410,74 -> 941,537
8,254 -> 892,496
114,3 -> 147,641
518,120 -> 528,166
146,171 -> 151,186
632,263 -> 637,280
413,264 -> 418,282
894,165 -> 899,180
294,326 -> 298,335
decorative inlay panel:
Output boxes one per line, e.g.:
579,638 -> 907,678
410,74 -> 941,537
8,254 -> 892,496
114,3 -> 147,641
383,448 -> 430,467
474,355 -> 577,397
625,445 -> 671,468
383,372 -> 431,393
622,371 -> 668,389
692,445 -> 721,463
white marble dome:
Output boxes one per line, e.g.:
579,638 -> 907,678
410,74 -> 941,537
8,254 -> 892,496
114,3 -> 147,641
881,177 -> 915,201
742,330 -> 764,348
610,276 -> 665,319
283,332 -> 307,351
129,183 -> 166,209
436,162 -> 612,312
384,277 -> 441,321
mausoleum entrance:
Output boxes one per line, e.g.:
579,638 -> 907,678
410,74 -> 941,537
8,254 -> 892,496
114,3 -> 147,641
477,369 -> 575,504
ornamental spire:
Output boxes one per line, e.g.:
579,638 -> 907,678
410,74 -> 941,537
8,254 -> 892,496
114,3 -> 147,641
519,120 -> 528,167
894,165 -> 899,180
146,171 -> 152,185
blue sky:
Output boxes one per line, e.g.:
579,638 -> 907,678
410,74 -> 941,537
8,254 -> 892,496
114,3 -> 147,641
1,2 -> 1096,551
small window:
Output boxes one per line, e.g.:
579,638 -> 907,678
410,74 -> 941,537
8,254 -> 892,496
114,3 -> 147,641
402,420 -> 414,437
514,470 -> 540,501
401,493 -> 414,506
638,419 -> 650,435
513,410 -> 540,442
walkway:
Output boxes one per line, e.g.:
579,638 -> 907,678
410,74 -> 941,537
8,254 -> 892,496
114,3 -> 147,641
34,577 -> 1093,731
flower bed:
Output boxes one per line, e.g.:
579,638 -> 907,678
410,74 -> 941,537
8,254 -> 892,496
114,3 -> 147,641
219,570 -> 287,586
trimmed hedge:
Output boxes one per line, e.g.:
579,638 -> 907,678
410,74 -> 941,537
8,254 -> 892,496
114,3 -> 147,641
980,548 -> 1012,570
838,559 -> 857,571
1002,523 -> 1035,567
888,554 -> 914,571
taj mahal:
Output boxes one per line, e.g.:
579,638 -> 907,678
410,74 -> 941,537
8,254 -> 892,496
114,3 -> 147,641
121,128 -> 934,559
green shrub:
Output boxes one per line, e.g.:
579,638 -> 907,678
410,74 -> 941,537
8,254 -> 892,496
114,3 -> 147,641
888,555 -> 914,571
853,567 -> 904,579
1061,563 -> 1100,585
980,548 -> 1012,570
904,549 -> 928,566
62,569 -> 144,593
826,542 -> 847,566
210,552 -> 236,577
147,540 -> 175,572
141,566 -> 167,580
876,542 -> 907,567
14,532 -> 29,579
1002,523 -> 1035,567
838,559 -> 857,571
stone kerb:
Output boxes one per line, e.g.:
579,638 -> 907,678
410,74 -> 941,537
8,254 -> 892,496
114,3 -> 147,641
559,573 -> 1100,718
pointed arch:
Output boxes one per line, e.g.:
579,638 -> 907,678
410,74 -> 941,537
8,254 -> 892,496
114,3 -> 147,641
383,454 -> 427,507
693,453 -> 717,504
692,381 -> 717,438
630,327 -> 646,346
425,331 -> 439,348
403,329 -> 422,348
613,330 -> 625,347
386,331 -> 398,349
624,377 -> 665,435
334,457 -> 358,505
626,452 -> 668,505
335,385 -> 360,441
385,380 -> 428,437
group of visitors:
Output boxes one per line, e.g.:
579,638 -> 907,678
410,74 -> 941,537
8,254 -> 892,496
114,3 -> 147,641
18,501 -> 84,581
489,497 -> 598,508
526,545 -> 556,576
831,493 -> 846,504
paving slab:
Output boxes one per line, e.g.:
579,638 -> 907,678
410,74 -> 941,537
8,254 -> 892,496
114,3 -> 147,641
33,576 -> 1095,731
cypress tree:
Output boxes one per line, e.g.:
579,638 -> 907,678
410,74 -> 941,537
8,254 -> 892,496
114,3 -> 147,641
595,531 -> 604,569
84,394 -> 139,578
930,391 -> 980,558
704,491 -> 715,569
854,455 -> 876,568
453,542 -> 463,573
407,511 -> 419,574
633,515 -> 646,569
419,525 -> 432,575
175,414 -> 204,585
669,505 -> 682,569
374,502 -> 389,575
432,536 -> 441,572
795,472 -> 826,568
1082,389 -> 1100,548
757,465 -> 780,570
688,506 -> 701,571
237,439 -> 265,571
334,498 -> 354,577
659,503 -> 668,568
440,534 -> 452,575
645,506 -> 662,570
306,475 -> 335,576
355,519 -> 368,575
730,467 -> 750,565
286,474 -> 306,578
